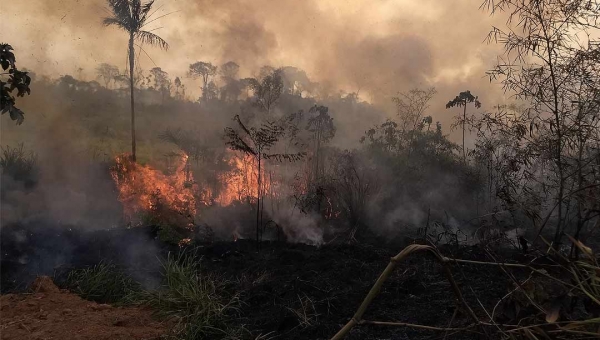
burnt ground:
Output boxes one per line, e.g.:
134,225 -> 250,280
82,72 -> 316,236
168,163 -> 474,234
1,222 -> 594,339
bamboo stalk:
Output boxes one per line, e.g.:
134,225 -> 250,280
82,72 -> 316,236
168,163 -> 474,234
331,244 -> 482,340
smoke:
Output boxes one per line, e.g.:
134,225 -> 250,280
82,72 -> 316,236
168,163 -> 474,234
1,0 -> 516,250
3,0 -> 506,121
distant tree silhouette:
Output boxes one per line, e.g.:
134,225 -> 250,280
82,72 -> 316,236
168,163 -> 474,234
149,67 -> 171,102
446,90 -> 481,162
249,68 -> 284,114
188,61 -> 217,102
96,63 -> 120,88
1,44 -> 31,125
103,0 -> 169,162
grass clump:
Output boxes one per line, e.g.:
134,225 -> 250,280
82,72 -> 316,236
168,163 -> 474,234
66,261 -> 139,304
134,252 -> 240,339
0,144 -> 38,189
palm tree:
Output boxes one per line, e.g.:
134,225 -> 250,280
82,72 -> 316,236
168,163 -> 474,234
446,90 -> 481,163
103,0 -> 169,162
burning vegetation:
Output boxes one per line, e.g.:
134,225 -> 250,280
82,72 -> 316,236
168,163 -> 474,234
1,0 -> 600,339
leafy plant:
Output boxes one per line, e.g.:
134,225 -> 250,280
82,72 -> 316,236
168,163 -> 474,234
1,43 -> 31,125
225,115 -> 305,247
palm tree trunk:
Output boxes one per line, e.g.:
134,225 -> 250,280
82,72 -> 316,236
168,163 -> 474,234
256,152 -> 262,251
129,33 -> 137,162
462,102 -> 467,163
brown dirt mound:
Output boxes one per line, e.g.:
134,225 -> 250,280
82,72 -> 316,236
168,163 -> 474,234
0,276 -> 167,340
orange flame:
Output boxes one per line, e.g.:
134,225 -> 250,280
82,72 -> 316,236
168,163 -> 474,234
214,153 -> 273,206
110,153 -> 197,224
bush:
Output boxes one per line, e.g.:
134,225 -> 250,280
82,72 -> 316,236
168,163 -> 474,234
133,252 -> 240,339
66,261 -> 139,304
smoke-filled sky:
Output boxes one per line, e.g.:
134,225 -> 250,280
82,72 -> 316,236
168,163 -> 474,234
2,0 -> 508,138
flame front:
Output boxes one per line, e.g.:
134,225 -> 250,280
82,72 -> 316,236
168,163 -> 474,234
110,153 -> 197,224
110,151 -> 283,227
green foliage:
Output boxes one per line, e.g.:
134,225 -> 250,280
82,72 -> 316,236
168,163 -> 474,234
67,262 -> 139,304
1,43 -> 31,125
133,253 -> 238,339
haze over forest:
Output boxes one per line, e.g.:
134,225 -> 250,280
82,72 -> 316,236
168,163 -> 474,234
3,0 -> 506,141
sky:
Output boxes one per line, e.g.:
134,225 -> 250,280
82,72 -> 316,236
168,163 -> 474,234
1,0 -> 509,138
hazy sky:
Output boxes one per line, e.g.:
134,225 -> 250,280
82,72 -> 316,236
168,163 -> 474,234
2,0 -> 508,133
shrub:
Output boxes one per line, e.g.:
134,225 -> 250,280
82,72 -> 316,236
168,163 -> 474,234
66,261 -> 139,304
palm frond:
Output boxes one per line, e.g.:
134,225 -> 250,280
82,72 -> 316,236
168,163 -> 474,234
102,17 -> 128,29
136,30 -> 169,50
104,0 -> 133,31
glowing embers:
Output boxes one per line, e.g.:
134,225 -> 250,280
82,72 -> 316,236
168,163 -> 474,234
110,153 -> 197,225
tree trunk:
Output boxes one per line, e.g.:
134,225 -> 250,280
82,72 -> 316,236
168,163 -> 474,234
129,33 -> 137,162
256,152 -> 262,251
462,102 -> 467,163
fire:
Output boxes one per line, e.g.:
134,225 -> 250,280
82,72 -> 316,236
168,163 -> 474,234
213,153 -> 274,206
110,153 -> 197,224
110,150 -> 283,227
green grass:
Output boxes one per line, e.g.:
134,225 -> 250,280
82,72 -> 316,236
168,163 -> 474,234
132,252 -> 241,339
66,261 -> 140,304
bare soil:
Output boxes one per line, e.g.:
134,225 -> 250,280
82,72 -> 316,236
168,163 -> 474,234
0,277 -> 167,340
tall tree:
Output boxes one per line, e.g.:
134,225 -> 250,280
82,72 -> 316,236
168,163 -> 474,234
446,90 -> 481,162
306,105 -> 335,184
103,0 -> 169,162
188,61 -> 217,102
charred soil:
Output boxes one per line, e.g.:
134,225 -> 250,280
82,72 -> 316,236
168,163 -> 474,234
2,223 -> 597,339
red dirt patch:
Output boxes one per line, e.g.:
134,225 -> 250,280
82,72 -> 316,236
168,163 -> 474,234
0,276 -> 167,340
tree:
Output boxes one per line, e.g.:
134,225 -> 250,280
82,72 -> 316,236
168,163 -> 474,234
306,105 -> 336,185
149,66 -> 171,102
103,0 -> 169,162
220,61 -> 239,80
393,87 -> 437,132
1,44 -> 31,125
445,90 -> 481,162
188,61 -> 217,102
96,63 -> 120,88
281,66 -> 311,96
225,115 -> 304,249
219,61 -> 241,102
481,0 -> 600,247
173,76 -> 186,100
248,68 -> 284,114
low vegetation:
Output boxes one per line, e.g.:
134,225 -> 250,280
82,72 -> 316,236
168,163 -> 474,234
129,252 -> 241,339
66,261 -> 139,304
